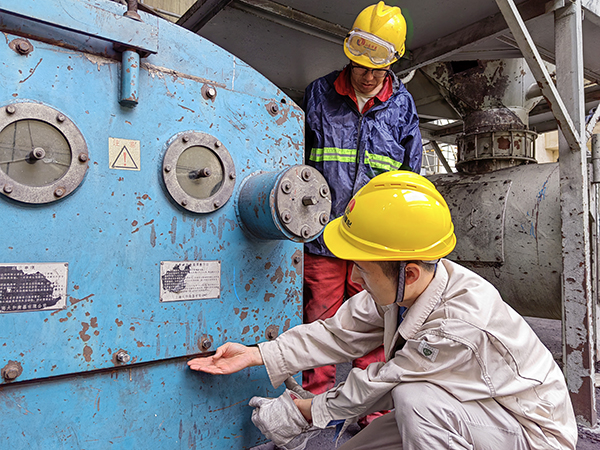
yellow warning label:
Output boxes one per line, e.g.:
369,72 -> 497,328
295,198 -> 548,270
109,137 -> 140,171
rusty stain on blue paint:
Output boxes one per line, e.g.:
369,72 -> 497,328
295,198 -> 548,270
19,58 -> 43,84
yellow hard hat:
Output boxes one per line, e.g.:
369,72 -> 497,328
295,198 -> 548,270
323,171 -> 456,261
344,1 -> 407,69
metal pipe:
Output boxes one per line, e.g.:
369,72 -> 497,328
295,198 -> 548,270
120,50 -> 140,107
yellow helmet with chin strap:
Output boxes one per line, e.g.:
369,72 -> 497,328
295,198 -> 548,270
344,2 -> 407,69
323,171 -> 456,261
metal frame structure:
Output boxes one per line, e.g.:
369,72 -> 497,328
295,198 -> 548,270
495,0 -> 597,426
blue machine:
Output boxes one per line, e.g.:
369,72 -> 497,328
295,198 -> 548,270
0,1 -> 331,448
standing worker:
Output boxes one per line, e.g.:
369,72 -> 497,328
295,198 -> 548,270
188,171 -> 577,450
302,2 -> 422,422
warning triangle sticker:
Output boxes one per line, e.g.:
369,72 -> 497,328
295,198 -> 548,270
111,145 -> 139,170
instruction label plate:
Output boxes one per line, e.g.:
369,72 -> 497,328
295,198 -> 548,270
160,261 -> 221,302
0,263 -> 68,313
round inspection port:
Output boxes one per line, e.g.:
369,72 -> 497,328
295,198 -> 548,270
0,103 -> 89,204
162,131 -> 236,213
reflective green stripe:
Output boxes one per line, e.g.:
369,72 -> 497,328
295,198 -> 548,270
364,151 -> 404,171
309,147 -> 356,163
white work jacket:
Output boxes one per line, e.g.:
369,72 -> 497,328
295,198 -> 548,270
258,259 -> 577,450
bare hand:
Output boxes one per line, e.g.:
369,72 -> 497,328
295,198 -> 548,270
293,398 -> 313,422
187,342 -> 263,375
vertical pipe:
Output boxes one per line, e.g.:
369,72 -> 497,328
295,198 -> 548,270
120,50 -> 140,107
555,0 -> 598,427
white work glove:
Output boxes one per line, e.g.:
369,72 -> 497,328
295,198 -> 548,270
284,376 -> 315,400
249,379 -> 320,450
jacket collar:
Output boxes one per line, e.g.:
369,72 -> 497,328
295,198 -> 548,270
398,260 -> 449,340
333,65 -> 395,111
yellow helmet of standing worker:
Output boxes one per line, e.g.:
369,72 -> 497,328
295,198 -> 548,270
323,171 -> 456,261
344,1 -> 407,69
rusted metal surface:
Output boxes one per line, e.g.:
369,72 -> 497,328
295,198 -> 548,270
422,59 -> 541,174
553,0 -> 598,427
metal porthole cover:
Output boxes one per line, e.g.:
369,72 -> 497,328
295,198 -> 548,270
0,102 -> 89,204
162,131 -> 236,213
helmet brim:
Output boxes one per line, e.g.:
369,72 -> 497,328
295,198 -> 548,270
324,215 -> 457,262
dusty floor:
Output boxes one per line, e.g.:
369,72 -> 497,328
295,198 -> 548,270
250,317 -> 600,450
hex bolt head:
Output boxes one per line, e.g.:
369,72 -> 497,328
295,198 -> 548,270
78,153 -> 89,163
281,211 -> 292,224
293,255 -> 301,265
3,185 -> 13,194
56,114 -> 66,123
201,339 -> 212,350
281,181 -> 292,194
16,41 -> 32,54
6,105 -> 15,114
301,226 -> 311,239
206,87 -> 216,98
54,188 -> 65,198
164,165 -> 172,173
181,199 -> 188,206
302,195 -> 318,206
301,168 -> 312,181
229,172 -> 236,180
319,212 -> 329,226
182,135 -> 190,143
213,200 -> 221,209
1,363 -> 20,381
116,350 -> 130,363
215,141 -> 222,148
270,104 -> 279,115
319,185 -> 330,197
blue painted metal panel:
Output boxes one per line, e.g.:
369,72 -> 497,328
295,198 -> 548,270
0,0 -> 159,54
0,1 -> 305,448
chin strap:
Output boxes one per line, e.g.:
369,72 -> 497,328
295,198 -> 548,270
395,261 -> 407,304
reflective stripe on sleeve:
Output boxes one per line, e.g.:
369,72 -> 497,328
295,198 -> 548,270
364,151 -> 404,171
309,147 -> 356,163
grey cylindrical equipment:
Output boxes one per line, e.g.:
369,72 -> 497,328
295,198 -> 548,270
429,162 -> 562,319
237,165 -> 331,242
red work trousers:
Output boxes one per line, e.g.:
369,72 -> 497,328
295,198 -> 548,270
302,253 -> 386,394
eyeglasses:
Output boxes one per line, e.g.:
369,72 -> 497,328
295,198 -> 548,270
350,64 -> 390,79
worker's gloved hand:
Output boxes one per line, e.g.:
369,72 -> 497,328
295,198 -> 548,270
249,389 -> 320,450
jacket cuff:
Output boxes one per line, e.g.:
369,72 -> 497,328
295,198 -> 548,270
257,340 -> 289,388
310,392 -> 334,429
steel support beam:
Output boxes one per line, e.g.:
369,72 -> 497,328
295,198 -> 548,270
554,0 -> 598,427
176,0 -> 234,33
430,141 -> 454,173
177,0 -> 347,45
494,0 -> 581,160
396,0 -> 548,75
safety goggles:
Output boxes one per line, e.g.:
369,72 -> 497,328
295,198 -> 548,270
345,29 -> 399,66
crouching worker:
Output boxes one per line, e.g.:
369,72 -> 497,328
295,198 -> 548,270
188,171 -> 577,450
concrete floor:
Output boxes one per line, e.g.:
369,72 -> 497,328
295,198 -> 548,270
250,317 -> 600,450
